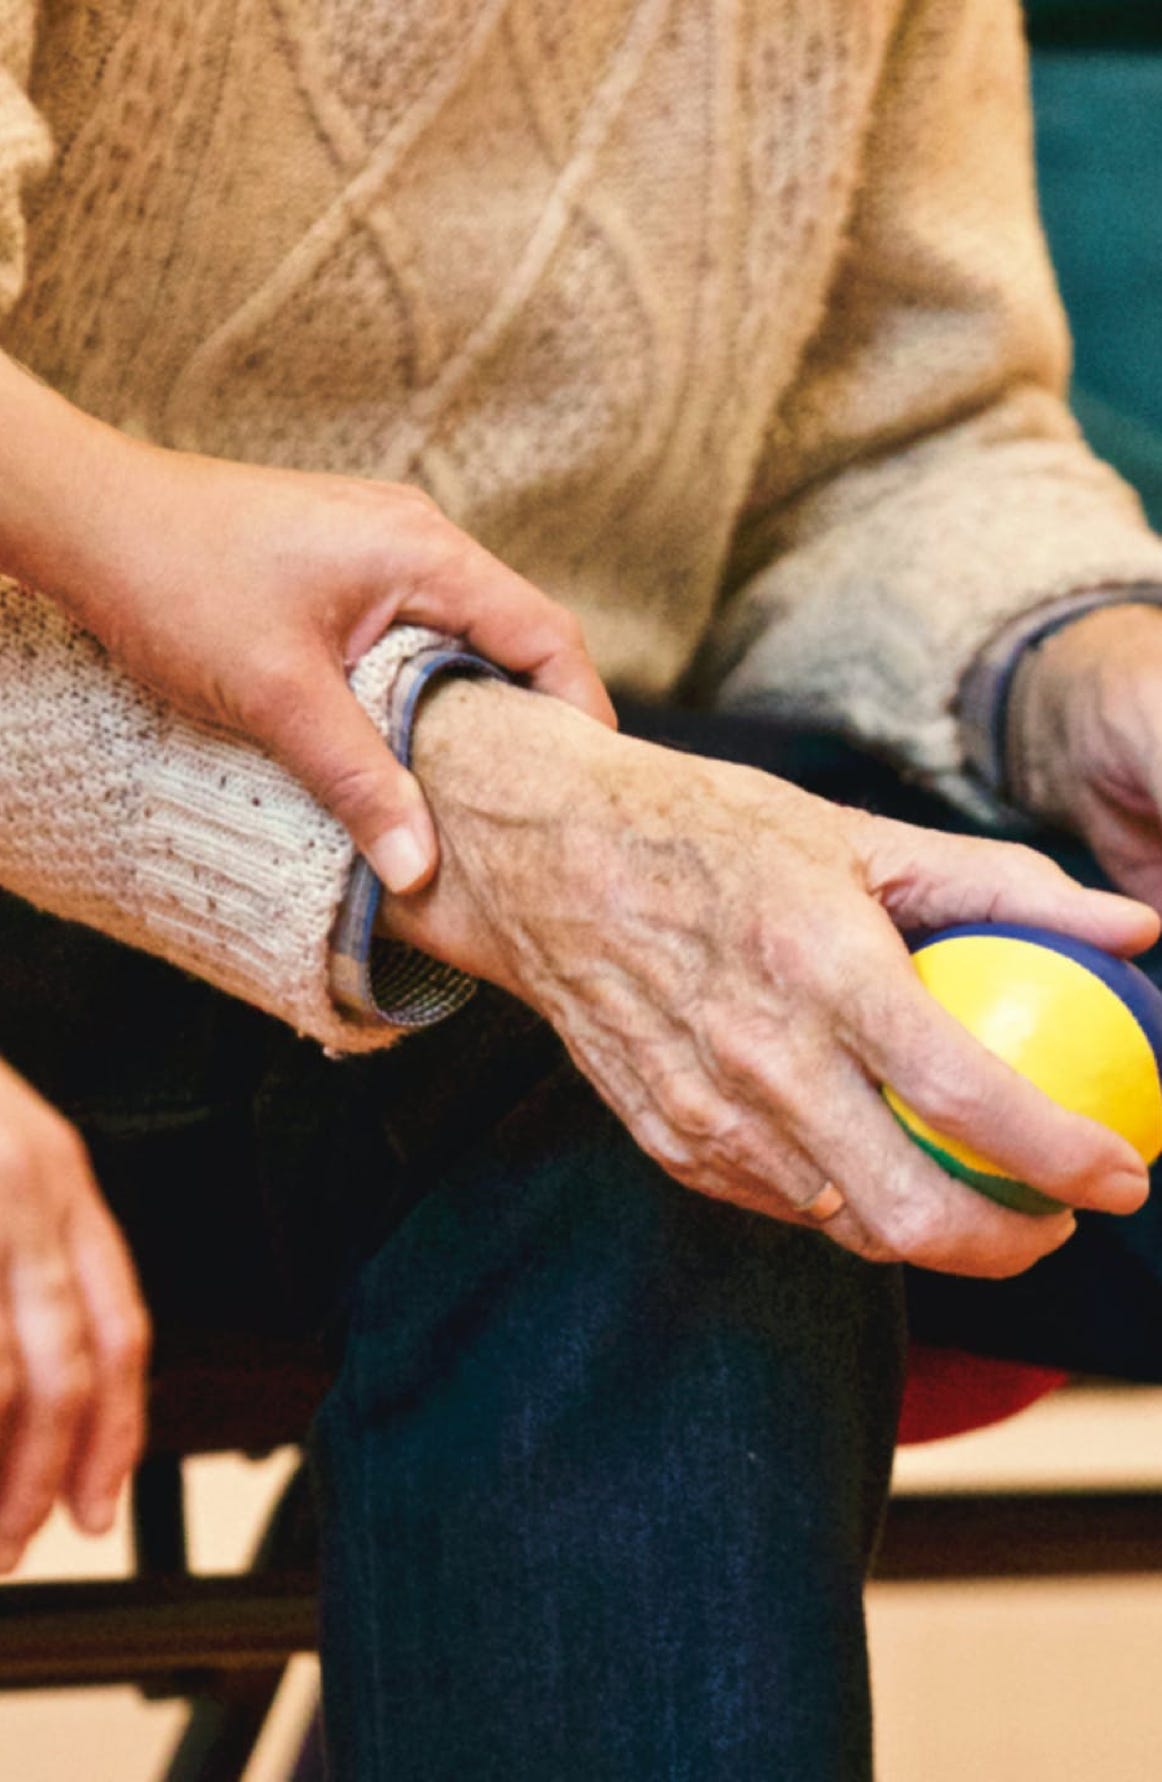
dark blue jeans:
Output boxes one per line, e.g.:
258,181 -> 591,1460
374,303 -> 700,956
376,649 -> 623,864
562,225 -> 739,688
2,708 -> 1161,1780
313,1065 -> 903,1781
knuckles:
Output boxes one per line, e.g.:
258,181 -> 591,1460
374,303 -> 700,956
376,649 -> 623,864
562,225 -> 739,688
655,1075 -> 722,1146
0,1116 -> 94,1208
230,650 -> 315,738
628,1110 -> 697,1178
39,1118 -> 93,1185
383,481 -> 441,518
870,1200 -> 949,1266
1003,840 -> 1064,888
0,1352 -> 18,1416
27,1353 -> 93,1423
0,1135 -> 37,1200
308,753 -> 400,825
98,1304 -> 152,1376
698,1003 -> 821,1125
752,921 -> 823,1000
544,605 -> 587,656
752,902 -> 888,1025
862,1199 -> 1065,1281
897,1057 -> 985,1138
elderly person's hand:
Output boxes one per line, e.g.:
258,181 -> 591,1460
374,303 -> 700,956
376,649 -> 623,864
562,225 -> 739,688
383,678 -> 1157,1281
0,1060 -> 148,1572
1006,603 -> 1162,913
0,353 -> 614,896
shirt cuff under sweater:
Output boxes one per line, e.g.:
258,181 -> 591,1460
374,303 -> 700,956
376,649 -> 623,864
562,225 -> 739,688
330,641 -> 507,1029
146,625 -> 498,1051
0,585 -> 490,1054
958,583 -> 1162,806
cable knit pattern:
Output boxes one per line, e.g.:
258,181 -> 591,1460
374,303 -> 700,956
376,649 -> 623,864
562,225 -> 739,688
0,0 -> 1161,1044
0,0 -> 48,311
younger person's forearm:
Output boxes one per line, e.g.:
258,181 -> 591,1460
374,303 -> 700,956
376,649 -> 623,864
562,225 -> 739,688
0,349 -> 136,604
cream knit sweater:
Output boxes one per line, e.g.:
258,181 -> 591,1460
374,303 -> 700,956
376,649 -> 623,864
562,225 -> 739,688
1,0 -> 1161,1049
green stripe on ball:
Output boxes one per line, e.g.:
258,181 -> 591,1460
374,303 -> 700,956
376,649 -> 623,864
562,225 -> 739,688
896,1123 -> 1063,1218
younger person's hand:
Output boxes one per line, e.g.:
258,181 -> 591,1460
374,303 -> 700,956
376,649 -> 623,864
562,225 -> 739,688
0,1060 -> 149,1571
0,353 -> 614,894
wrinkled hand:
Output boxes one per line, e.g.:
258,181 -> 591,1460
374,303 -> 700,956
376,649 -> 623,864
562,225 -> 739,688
1007,604 -> 1162,912
0,1061 -> 148,1572
0,354 -> 613,893
386,680 -> 1157,1280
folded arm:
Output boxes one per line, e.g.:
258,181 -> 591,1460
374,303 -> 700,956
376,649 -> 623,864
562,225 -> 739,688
696,0 -> 1162,813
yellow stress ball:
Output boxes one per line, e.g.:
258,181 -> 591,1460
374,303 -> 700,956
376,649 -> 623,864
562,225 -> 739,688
884,922 -> 1162,1216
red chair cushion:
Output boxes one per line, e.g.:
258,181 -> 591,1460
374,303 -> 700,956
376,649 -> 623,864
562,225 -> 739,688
898,1344 -> 1068,1445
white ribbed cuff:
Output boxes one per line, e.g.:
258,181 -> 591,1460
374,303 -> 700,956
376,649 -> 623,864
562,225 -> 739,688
136,625 -> 468,1053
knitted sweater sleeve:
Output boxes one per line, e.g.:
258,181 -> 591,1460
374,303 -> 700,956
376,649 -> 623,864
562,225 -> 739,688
0,582 -> 451,1053
699,0 -> 1162,817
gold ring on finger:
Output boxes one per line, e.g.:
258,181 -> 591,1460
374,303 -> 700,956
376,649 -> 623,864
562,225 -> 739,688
798,1179 -> 847,1224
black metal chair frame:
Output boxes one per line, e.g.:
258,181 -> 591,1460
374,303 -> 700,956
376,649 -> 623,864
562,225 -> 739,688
2,1382 -> 1162,1781
0,1334 -> 330,1782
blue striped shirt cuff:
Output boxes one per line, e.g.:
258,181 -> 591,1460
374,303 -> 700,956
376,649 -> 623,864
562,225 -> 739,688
330,644 -> 508,1030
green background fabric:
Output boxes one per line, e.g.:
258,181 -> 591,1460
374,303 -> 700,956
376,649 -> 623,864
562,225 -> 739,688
1026,2 -> 1162,526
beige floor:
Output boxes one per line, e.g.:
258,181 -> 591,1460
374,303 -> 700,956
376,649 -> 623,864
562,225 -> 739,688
0,1450 -> 318,1782
874,1388 -> 1162,1781
2,1390 -> 1162,1780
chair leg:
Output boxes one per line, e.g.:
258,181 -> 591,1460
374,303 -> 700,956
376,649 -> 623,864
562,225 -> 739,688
133,1454 -> 189,1578
288,1706 -> 326,1782
160,1672 -> 290,1782
154,1461 -> 318,1782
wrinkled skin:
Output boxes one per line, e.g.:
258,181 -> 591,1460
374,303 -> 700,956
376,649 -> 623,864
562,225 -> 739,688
1009,603 -> 1162,915
385,678 -> 1156,1280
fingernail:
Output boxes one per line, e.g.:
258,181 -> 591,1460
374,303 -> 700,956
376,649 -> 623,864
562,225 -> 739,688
81,1497 -> 117,1536
369,827 -> 431,895
1113,1167 -> 1151,1212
